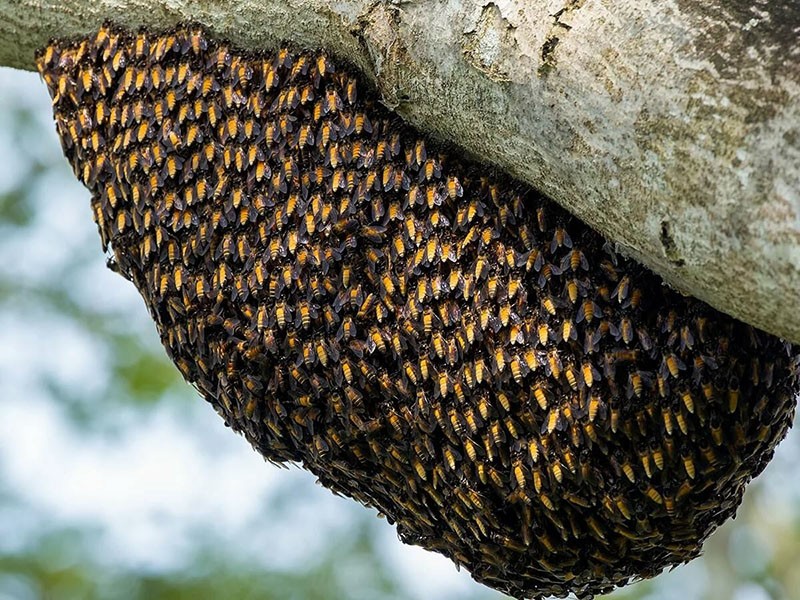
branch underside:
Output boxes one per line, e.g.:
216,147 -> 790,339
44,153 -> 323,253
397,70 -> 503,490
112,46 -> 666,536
2,0 -> 799,343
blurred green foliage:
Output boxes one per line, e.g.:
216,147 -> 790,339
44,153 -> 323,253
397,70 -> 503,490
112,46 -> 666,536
0,523 -> 405,600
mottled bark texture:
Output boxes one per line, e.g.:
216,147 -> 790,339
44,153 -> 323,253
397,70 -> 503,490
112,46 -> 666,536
2,0 -> 799,343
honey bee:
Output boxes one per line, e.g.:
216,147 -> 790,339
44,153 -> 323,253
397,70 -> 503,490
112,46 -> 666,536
541,296 -> 558,316
662,353 -> 686,378
727,378 -> 740,413
550,226 -> 573,252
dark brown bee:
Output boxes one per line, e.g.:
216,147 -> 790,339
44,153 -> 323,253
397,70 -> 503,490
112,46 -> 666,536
37,24 -> 800,600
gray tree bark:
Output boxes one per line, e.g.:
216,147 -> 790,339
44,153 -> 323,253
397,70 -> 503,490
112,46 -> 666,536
1,0 -> 799,344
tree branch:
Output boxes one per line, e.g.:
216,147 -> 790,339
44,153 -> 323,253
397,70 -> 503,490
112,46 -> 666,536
2,0 -> 799,343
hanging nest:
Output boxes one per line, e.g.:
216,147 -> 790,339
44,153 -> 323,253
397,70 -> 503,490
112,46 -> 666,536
37,24 -> 799,599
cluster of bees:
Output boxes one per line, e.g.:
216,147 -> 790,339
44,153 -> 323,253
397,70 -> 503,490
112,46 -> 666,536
37,24 -> 800,599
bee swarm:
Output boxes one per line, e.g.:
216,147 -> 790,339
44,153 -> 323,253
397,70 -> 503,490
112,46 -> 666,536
37,24 -> 800,600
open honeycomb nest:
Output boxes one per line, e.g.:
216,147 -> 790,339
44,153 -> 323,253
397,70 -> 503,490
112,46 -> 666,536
37,24 -> 799,599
